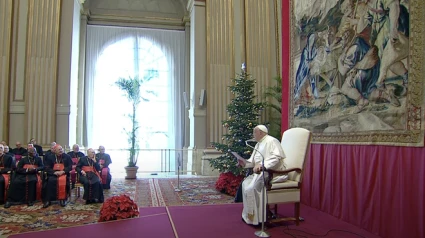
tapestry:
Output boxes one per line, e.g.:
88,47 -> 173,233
289,0 -> 424,146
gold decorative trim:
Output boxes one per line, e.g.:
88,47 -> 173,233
244,0 -> 249,70
289,0 -> 424,146
206,0 -> 235,144
24,0 -> 34,105
24,0 -> 61,142
206,0 -> 210,143
230,0 -> 234,77
51,0 -> 61,142
267,0 -> 272,81
13,0 -> 25,102
2,0 -> 13,140
89,14 -> 183,21
274,0 -> 280,77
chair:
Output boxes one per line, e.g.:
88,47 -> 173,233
1,171 -> 12,202
72,168 -> 102,199
73,170 -> 84,198
265,127 -> 312,225
14,155 -> 22,168
66,157 -> 82,199
70,157 -> 79,185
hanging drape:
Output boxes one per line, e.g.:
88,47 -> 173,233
84,25 -> 185,151
281,2 -> 425,238
301,144 -> 425,238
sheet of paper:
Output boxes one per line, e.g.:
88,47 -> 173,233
230,151 -> 245,161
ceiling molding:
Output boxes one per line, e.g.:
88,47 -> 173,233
88,14 -> 186,28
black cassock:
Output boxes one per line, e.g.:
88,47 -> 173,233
42,153 -> 72,202
67,151 -> 85,186
7,156 -> 44,203
0,154 -> 14,204
76,156 -> 104,202
95,153 -> 112,189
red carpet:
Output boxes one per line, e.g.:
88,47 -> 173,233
8,207 -> 174,238
167,203 -> 382,238
9,204 -> 382,238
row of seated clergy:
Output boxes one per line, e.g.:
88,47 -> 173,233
6,140 -> 43,157
5,144 -> 42,168
7,143 -> 112,191
41,145 -> 104,207
5,142 -> 111,191
10,141 -> 27,157
67,145 -> 112,190
1,145 -> 104,208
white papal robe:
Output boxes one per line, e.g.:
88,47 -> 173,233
242,135 -> 287,225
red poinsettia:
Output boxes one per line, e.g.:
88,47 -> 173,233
98,194 -> 139,222
215,172 -> 244,196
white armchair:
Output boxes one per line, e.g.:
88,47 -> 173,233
265,127 -> 312,225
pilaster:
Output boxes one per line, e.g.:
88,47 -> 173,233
188,0 -> 207,150
57,0 -> 81,146
0,0 -> 13,141
77,11 -> 89,146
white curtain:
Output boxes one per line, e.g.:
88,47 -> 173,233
84,25 -> 185,156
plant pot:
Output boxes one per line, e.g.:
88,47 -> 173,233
124,166 -> 139,179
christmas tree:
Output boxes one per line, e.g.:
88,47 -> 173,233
210,65 -> 266,195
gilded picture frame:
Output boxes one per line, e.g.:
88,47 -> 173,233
289,0 -> 424,146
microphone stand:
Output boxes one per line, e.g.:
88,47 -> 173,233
246,141 -> 270,238
175,154 -> 181,192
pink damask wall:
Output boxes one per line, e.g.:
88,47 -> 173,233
281,1 -> 424,238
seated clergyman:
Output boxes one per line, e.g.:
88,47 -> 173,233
76,148 -> 104,204
67,144 -> 85,189
0,144 -> 14,205
236,125 -> 287,225
4,147 -> 44,208
42,144 -> 72,208
95,145 -> 112,189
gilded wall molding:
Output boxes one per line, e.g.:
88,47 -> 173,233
25,0 -> 61,144
274,0 -> 281,77
0,0 -> 13,139
206,0 -> 235,145
244,0 -> 278,122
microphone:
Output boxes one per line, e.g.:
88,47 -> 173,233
245,139 -> 257,148
245,138 -> 269,235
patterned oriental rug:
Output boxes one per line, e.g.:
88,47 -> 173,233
0,177 -> 234,237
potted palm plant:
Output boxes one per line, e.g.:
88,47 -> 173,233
115,73 -> 157,179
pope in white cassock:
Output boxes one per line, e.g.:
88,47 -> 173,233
237,125 -> 287,225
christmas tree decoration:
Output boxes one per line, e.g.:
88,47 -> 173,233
210,66 -> 266,195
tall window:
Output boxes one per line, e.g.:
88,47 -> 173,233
84,26 -> 186,172
92,37 -> 171,151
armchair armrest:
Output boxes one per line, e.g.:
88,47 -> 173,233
266,167 -> 302,175
265,167 -> 302,190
